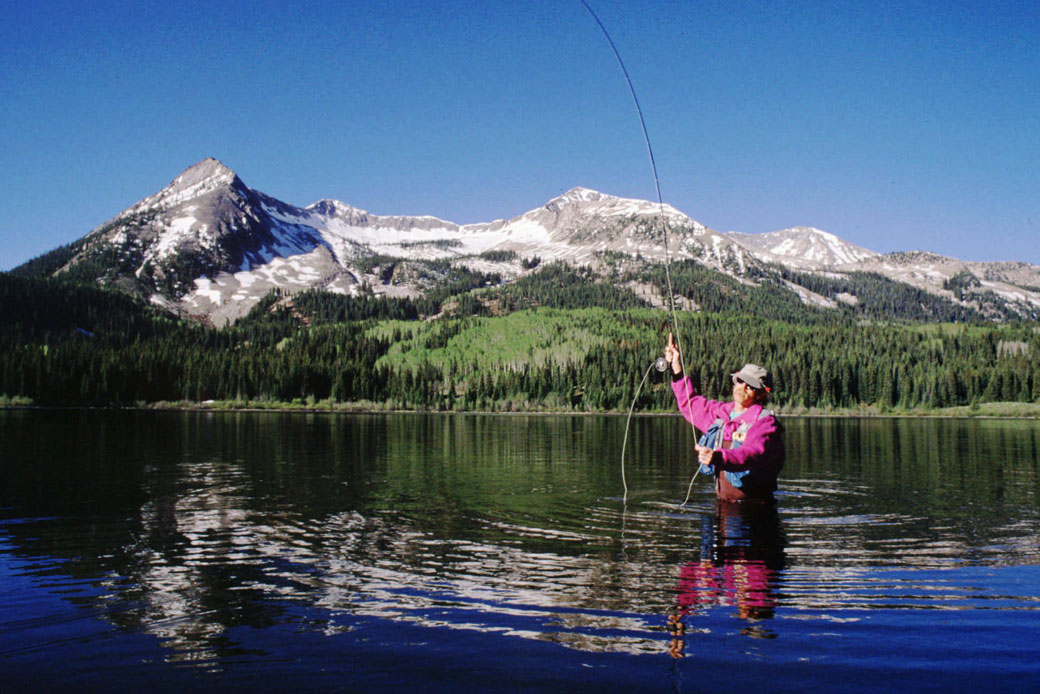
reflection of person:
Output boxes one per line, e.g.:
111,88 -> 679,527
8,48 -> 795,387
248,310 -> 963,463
669,500 -> 786,656
663,333 -> 784,502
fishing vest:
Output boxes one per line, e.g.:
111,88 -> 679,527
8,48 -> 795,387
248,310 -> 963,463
697,408 -> 775,490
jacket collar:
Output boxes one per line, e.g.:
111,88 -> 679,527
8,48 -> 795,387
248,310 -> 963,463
727,402 -> 763,422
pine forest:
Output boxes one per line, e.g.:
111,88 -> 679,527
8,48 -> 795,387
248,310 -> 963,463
1,267 -> 1038,415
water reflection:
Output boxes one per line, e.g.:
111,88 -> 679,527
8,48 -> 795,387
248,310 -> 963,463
112,458 -> 282,665
669,500 -> 785,655
1,411 -> 1040,680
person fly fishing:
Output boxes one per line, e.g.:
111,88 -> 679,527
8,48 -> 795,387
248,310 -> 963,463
664,333 -> 785,502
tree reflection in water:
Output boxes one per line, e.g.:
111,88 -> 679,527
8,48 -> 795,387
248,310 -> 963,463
669,500 -> 786,656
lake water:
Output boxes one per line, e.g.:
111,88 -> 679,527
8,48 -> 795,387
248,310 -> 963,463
1,410 -> 1039,692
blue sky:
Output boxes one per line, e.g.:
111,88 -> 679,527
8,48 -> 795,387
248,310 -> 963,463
2,0 -> 1038,271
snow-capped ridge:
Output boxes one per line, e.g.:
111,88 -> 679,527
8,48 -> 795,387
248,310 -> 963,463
57,163 -> 764,323
307,199 -> 369,220
787,226 -> 839,243
727,226 -> 879,268
543,187 -> 690,224
39,157 -> 1040,325
547,187 -> 605,206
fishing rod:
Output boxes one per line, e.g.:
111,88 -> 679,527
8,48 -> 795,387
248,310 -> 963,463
576,0 -> 681,337
577,0 -> 700,505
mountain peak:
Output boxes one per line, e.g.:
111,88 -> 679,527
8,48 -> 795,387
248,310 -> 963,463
547,187 -> 609,207
169,157 -> 237,191
306,198 -> 367,219
788,225 -> 830,237
112,157 -> 241,221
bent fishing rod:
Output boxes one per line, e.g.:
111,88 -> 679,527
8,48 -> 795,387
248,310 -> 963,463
577,0 -> 700,505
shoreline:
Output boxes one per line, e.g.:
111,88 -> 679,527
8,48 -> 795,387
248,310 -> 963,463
2,400 -> 1038,419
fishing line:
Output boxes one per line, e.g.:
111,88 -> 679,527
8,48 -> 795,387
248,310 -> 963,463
578,0 -> 699,504
680,445 -> 705,506
619,356 -> 668,503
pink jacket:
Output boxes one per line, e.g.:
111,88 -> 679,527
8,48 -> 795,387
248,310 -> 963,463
672,375 -> 784,496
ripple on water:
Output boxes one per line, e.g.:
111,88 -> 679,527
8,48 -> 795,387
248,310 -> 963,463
3,412 -> 1040,688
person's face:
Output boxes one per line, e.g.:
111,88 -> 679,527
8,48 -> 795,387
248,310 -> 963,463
732,376 -> 764,409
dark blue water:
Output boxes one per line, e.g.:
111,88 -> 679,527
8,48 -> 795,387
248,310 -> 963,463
1,411 -> 1038,692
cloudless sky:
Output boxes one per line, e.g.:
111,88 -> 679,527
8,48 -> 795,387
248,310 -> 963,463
2,0 -> 1038,271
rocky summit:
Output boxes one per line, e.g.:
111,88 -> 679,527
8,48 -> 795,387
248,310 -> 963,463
19,158 -> 1040,324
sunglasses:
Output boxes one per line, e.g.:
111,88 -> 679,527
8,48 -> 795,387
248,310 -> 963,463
733,376 -> 770,393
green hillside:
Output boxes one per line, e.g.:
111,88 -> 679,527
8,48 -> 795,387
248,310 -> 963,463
2,271 -> 1037,413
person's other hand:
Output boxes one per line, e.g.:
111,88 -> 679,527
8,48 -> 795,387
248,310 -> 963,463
665,332 -> 682,375
695,444 -> 719,467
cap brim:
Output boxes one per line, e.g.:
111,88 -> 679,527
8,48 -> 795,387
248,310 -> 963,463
732,371 -> 768,391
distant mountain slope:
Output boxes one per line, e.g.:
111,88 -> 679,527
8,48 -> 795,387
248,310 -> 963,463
727,226 -> 880,268
728,231 -> 1040,321
13,158 -> 1040,324
851,251 -> 1040,320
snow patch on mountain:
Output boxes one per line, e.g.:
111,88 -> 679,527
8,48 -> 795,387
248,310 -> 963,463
180,245 -> 356,325
157,216 -> 200,255
782,279 -> 838,309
